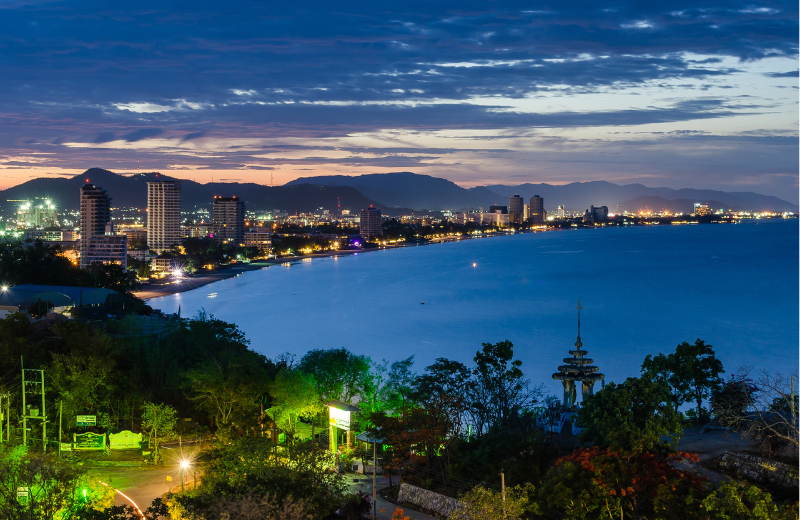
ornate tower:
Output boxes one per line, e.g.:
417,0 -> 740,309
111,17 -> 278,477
552,300 -> 604,409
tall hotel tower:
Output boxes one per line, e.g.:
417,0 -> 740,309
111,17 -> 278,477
147,181 -> 182,253
79,184 -> 127,268
359,206 -> 383,237
530,195 -> 545,225
212,196 -> 245,245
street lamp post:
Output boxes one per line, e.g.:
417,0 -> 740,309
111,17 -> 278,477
180,460 -> 190,492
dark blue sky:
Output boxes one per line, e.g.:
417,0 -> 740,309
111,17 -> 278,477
1,0 -> 797,200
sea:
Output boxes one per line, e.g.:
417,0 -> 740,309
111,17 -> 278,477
150,219 -> 799,398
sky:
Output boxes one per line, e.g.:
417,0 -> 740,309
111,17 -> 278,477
0,0 -> 797,200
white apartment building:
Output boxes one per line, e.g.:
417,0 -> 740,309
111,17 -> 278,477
147,181 -> 182,253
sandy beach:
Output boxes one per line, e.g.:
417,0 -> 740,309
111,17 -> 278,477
133,248 -> 374,300
133,231 -> 518,301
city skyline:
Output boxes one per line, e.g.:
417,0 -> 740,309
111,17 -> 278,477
0,1 -> 796,201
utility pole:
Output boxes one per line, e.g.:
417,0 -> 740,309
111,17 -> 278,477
0,393 -> 6,443
21,357 -> 47,452
58,401 -> 63,456
501,468 -> 506,520
373,437 -> 377,520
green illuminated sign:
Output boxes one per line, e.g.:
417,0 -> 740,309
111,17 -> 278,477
74,432 -> 106,450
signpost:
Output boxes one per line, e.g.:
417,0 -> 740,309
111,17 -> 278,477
17,486 -> 29,506
74,432 -> 106,451
76,415 -> 96,427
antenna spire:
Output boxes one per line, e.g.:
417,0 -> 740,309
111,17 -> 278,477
576,299 -> 582,346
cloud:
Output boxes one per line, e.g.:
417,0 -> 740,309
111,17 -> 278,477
764,70 -> 799,77
0,0 -> 795,198
122,128 -> 163,142
181,131 -> 206,141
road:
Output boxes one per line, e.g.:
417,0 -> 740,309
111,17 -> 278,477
95,444 -> 436,520
98,443 -> 201,513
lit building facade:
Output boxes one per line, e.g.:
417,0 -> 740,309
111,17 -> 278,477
529,195 -> 545,224
17,199 -> 59,229
212,196 -> 245,245
244,231 -> 273,252
508,194 -> 524,224
147,181 -> 182,253
79,184 -> 126,268
359,206 -> 383,237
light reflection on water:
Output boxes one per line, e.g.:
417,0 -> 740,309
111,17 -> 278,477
152,220 -> 799,396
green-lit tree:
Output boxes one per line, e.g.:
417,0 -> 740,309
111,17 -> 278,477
0,446 -> 113,519
182,438 -> 346,519
141,402 -> 177,463
267,369 -> 324,437
451,483 -> 538,520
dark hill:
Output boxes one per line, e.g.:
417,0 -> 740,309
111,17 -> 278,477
287,172 -> 486,210
0,169 -> 413,215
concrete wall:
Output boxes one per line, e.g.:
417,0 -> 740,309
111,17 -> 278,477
397,482 -> 464,518
719,451 -> 798,489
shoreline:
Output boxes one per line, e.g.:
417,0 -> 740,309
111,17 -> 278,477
133,246 -> 399,301
133,231 -> 516,301
135,218 -> 775,302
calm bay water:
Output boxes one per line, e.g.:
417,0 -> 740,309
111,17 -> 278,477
151,220 -> 799,396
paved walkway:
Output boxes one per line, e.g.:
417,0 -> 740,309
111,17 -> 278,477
347,474 -> 438,520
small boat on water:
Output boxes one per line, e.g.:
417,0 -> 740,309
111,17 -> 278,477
208,292 -> 218,298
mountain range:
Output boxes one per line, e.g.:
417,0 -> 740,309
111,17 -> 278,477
1,169 -> 796,216
290,172 -> 797,212
0,168 -> 414,216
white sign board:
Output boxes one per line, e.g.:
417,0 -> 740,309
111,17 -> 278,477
329,407 -> 351,430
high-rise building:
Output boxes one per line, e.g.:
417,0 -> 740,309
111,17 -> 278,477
529,195 -> 545,224
489,205 -> 508,214
212,196 -> 246,245
79,184 -> 126,268
359,206 -> 383,237
557,205 -> 566,219
147,181 -> 182,253
508,194 -> 524,224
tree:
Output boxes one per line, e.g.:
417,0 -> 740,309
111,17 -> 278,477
168,491 -> 313,520
468,341 -> 537,434
385,356 -> 415,415
193,438 -> 346,518
49,351 -> 115,440
141,402 -> 177,463
540,447 -> 707,520
642,339 -> 724,419
0,446 -> 108,520
450,483 -> 538,520
414,358 -> 471,401
700,481 -> 798,520
267,369 -> 324,437
577,375 -> 684,452
82,263 -> 141,293
713,369 -> 799,456
185,359 -> 264,432
298,348 -> 370,404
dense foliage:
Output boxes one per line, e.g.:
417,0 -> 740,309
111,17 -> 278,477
0,308 -> 796,519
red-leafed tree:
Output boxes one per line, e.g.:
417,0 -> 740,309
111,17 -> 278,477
540,447 -> 708,519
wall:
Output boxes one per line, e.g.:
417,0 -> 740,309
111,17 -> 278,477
397,482 -> 464,518
718,451 -> 798,489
